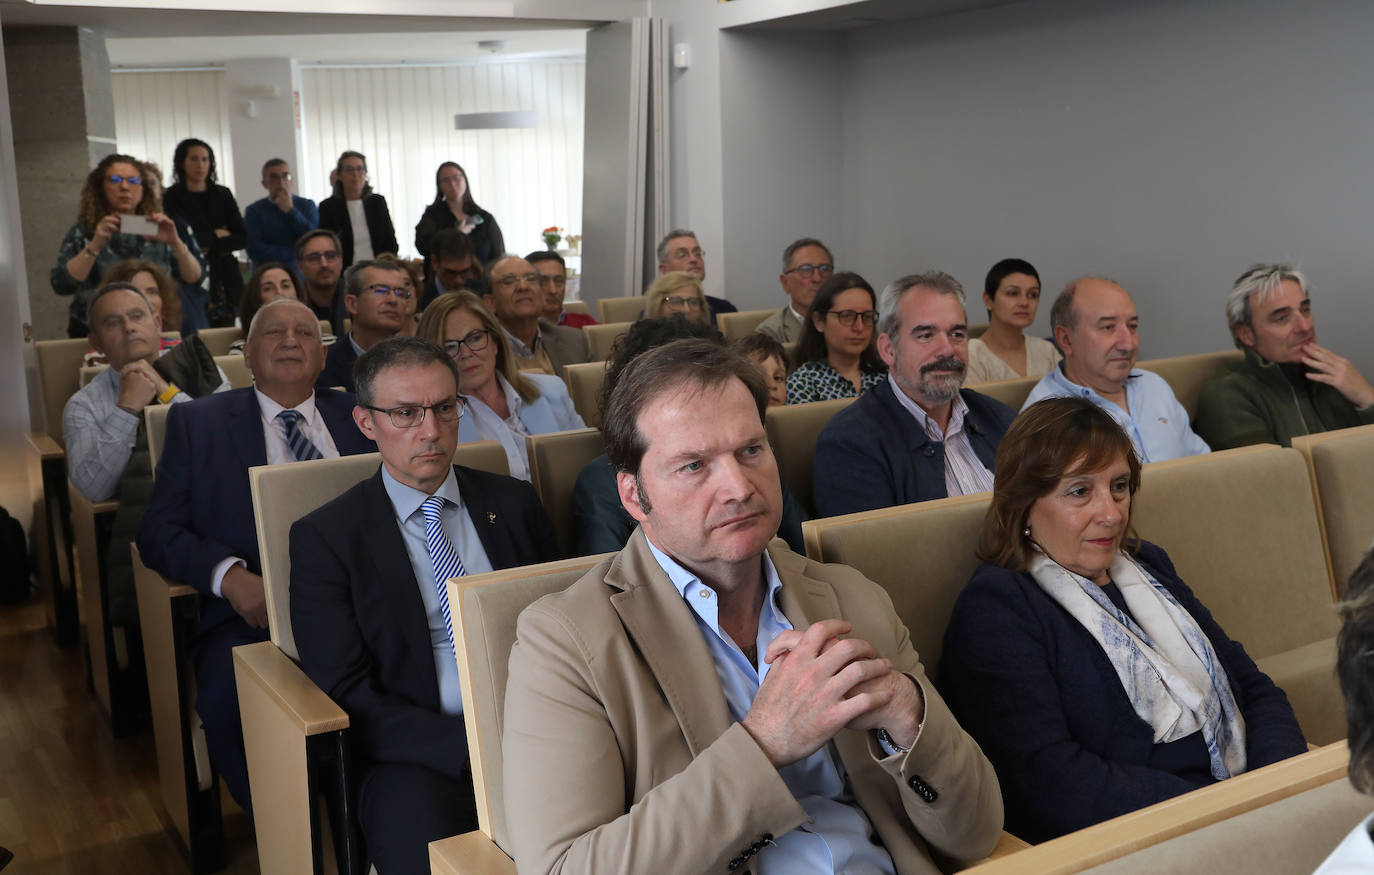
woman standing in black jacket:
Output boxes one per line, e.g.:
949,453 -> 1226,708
414,161 -> 505,263
161,138 -> 245,324
317,150 -> 399,267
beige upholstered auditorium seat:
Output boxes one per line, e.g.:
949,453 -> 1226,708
968,321 -> 989,339
235,441 -> 508,875
967,374 -> 1039,411
716,308 -> 774,340
525,428 -> 604,557
583,320 -> 632,361
214,354 -> 253,388
596,295 -> 643,324
563,300 -> 590,316
195,325 -> 243,356
66,481 -> 123,726
1137,348 -> 1243,420
1293,423 -> 1374,597
765,397 -> 856,514
561,361 -> 607,428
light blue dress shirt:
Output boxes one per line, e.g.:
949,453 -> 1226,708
644,540 -> 896,875
1022,365 -> 1210,463
381,465 -> 494,716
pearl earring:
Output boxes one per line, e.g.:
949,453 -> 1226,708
1023,526 -> 1031,538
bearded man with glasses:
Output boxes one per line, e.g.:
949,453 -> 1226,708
291,335 -> 557,873
318,259 -> 411,392
756,236 -> 836,343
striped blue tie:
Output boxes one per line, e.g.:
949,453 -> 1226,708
421,495 -> 465,656
277,409 -> 323,462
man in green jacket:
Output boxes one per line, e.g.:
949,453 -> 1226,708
1195,263 -> 1374,448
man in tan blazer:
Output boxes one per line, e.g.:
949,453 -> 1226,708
503,339 -> 1003,875
754,237 -> 834,344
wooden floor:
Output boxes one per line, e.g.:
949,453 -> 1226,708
0,597 -> 258,874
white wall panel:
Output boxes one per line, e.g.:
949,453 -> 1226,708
111,70 -> 237,198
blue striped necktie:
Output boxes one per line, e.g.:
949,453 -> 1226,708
277,409 -> 323,462
421,495 -> 466,655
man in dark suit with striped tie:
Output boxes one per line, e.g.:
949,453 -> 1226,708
137,297 -> 376,818
288,336 -> 557,873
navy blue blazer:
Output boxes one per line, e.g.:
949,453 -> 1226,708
136,387 -> 375,634
288,465 -> 557,780
939,541 -> 1307,843
318,335 -> 359,392
812,379 -> 1016,517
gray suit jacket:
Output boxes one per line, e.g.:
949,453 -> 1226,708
754,305 -> 804,343
538,321 -> 590,376
503,530 -> 1004,875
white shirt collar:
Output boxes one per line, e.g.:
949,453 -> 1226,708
254,386 -> 320,425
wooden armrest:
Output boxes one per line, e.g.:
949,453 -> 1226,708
986,830 -> 1031,859
27,431 -> 63,459
233,641 -> 348,735
430,831 -> 517,875
963,742 -> 1349,873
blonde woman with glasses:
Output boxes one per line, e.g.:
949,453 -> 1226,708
642,271 -> 711,325
417,292 -> 583,481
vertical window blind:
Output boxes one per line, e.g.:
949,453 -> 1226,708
112,70 -> 238,195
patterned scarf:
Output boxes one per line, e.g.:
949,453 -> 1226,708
1028,550 -> 1247,780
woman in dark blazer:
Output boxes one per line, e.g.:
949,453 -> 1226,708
414,161 -> 505,263
316,150 -> 398,267
940,396 -> 1306,843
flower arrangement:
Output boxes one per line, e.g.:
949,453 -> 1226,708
541,226 -> 563,250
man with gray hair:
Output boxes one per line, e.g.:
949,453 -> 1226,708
813,271 -> 1016,517
317,258 -> 411,391
655,228 -> 736,318
756,237 -> 835,343
1195,263 -> 1374,448
1022,276 -> 1208,462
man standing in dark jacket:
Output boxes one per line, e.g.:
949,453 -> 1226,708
813,271 -> 1015,517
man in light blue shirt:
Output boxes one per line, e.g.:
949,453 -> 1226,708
1022,277 -> 1209,463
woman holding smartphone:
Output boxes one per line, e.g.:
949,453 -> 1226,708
414,161 -> 505,263
51,153 -> 206,338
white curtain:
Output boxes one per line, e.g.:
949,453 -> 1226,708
300,61 -> 586,259
111,70 -> 237,195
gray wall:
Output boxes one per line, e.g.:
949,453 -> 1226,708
839,0 -> 1374,371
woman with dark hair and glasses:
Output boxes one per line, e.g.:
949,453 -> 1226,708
162,138 -> 246,322
414,161 -> 505,263
965,258 -> 1061,384
785,271 -> 886,404
317,150 -> 399,268
417,291 -> 582,482
51,153 -> 206,337
940,396 -> 1305,843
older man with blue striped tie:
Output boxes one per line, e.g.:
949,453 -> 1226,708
288,335 -> 558,874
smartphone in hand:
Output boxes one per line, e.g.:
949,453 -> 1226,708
119,214 -> 158,237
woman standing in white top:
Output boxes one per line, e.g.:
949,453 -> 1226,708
317,150 -> 399,267
965,258 -> 1061,384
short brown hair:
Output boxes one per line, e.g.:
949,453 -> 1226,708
99,259 -> 180,330
980,396 -> 1141,570
603,339 -> 767,477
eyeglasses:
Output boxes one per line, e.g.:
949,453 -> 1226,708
362,397 -> 465,428
339,165 -> 367,175
443,330 -> 492,356
364,284 -> 413,300
785,263 -> 833,279
827,309 -> 876,327
107,174 -> 142,186
669,247 -> 704,260
302,250 -> 341,265
495,273 -> 540,289
265,171 -> 293,182
663,296 -> 703,310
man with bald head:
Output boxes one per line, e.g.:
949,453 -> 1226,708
484,254 -> 588,375
137,297 -> 375,819
1021,276 -> 1209,462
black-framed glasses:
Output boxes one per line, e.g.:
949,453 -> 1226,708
362,397 -> 465,428
827,309 -> 876,327
495,272 -> 540,289
663,295 -> 703,310
443,330 -> 492,356
364,284 -> 413,300
339,164 -> 367,175
785,263 -> 833,279
303,251 -> 341,264
108,174 -> 142,186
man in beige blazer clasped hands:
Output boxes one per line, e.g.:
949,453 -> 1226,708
503,339 -> 1003,874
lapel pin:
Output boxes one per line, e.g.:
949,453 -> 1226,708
487,511 -> 497,525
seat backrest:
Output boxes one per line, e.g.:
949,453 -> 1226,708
448,554 -> 609,851
1138,348 -> 1243,420
526,428 -> 604,558
196,326 -> 245,356
1293,423 -> 1374,595
36,337 -> 93,443
563,300 -> 590,316
1128,445 -> 1337,659
584,321 -> 632,361
250,440 -> 510,659
145,404 -> 173,471
765,397 -> 855,514
596,295 -> 643,324
562,360 -> 608,428
968,322 -> 988,340
214,354 -> 254,388
716,308 -> 774,340
967,374 -> 1039,411
78,364 -> 106,387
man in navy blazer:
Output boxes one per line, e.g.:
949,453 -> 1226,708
814,271 -> 1016,517
291,336 -> 557,873
317,259 -> 409,392
137,298 -> 376,817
